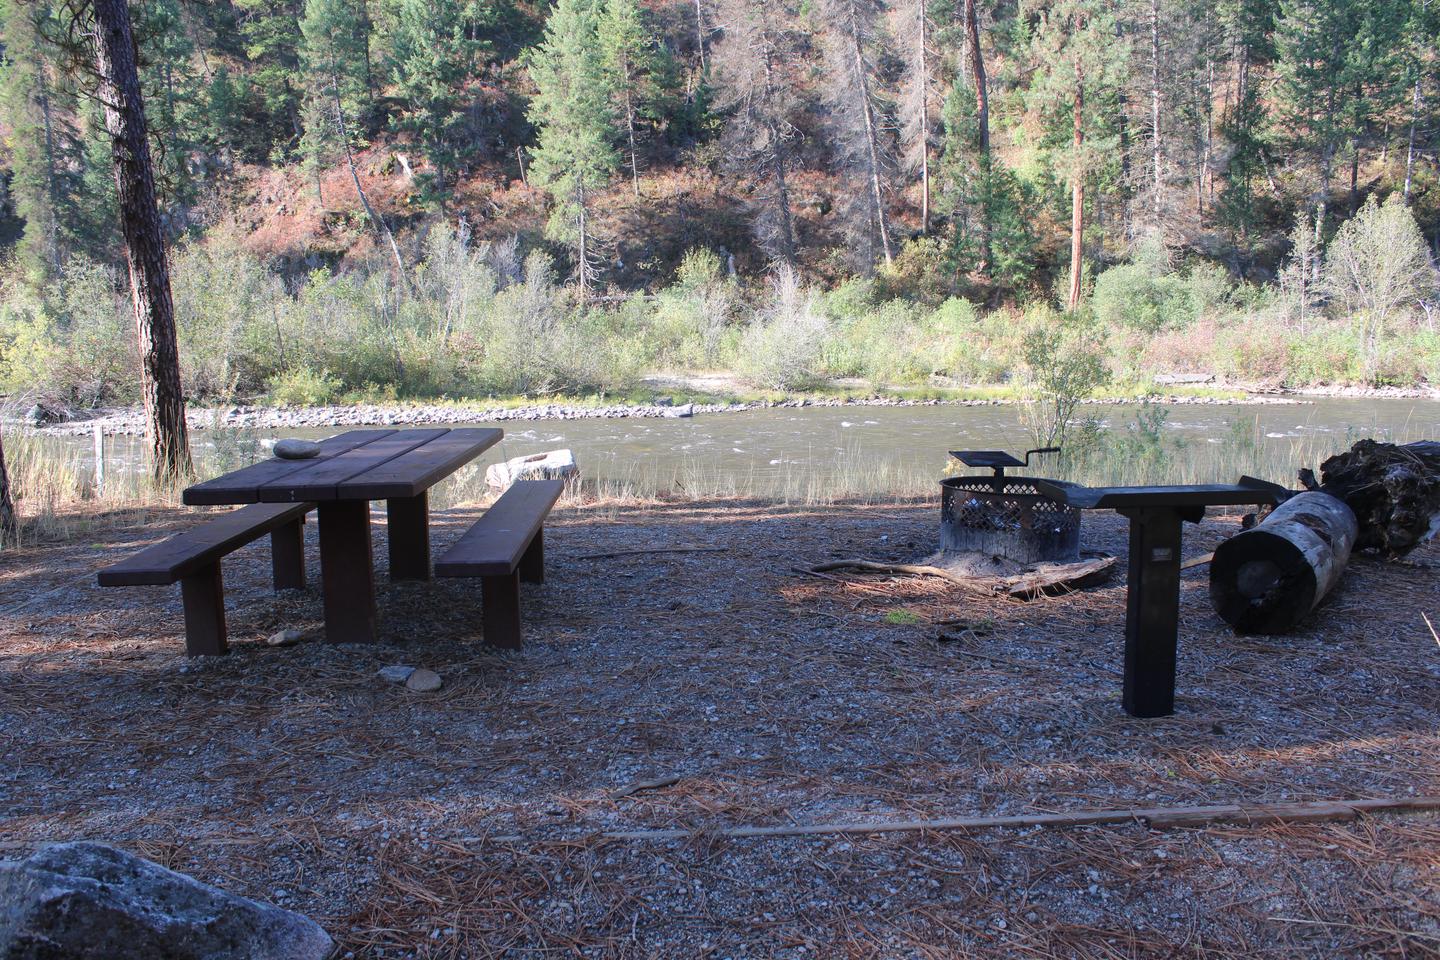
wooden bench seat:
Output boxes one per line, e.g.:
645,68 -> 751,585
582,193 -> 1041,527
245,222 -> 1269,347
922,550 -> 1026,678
98,501 -> 314,656
435,479 -> 564,649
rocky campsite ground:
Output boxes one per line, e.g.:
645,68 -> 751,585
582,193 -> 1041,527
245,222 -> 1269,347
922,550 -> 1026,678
1,497 -> 1438,957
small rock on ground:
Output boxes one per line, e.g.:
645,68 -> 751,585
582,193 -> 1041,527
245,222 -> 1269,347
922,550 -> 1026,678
266,629 -> 305,648
377,665 -> 416,683
405,668 -> 442,692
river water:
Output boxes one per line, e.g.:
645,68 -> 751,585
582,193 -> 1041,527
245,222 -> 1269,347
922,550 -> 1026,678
51,397 -> 1440,504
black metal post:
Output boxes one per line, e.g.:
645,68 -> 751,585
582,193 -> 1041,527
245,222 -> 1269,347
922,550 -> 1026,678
1117,506 -> 1201,718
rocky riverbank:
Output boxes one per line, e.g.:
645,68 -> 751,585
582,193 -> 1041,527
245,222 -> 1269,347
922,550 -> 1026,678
30,391 -> 1310,437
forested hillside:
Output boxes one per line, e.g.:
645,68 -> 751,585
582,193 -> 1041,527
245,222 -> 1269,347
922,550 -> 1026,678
0,0 -> 1438,404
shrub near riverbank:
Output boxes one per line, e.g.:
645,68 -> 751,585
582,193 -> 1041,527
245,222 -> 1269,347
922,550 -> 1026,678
3,198 -> 1438,409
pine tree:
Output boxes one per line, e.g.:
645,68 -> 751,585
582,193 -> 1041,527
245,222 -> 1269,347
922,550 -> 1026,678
0,0 -> 75,282
136,0 -> 203,227
598,0 -> 661,197
1276,0 -> 1407,227
389,0 -> 484,212
299,0 -> 372,202
526,0 -> 618,292
234,0 -> 305,156
1215,0 -> 1276,262
937,74 -> 1034,293
1024,0 -> 1129,311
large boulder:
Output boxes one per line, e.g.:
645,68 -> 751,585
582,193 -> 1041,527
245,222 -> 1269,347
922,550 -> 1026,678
0,842 -> 333,960
485,449 -> 579,491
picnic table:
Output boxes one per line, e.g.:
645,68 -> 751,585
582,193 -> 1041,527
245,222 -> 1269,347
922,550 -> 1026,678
183,427 -> 502,644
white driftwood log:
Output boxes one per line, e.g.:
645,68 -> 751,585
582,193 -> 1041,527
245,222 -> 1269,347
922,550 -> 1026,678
1209,491 -> 1358,634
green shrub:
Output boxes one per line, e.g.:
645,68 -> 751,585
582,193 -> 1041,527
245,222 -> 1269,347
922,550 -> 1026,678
268,366 -> 342,406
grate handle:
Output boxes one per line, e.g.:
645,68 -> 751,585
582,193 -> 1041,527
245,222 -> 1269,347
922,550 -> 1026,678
1023,447 -> 1061,466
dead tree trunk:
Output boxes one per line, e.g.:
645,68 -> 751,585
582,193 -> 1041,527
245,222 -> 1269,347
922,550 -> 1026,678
0,433 -> 16,545
90,0 -> 192,483
1303,440 -> 1440,557
961,0 -> 990,272
1210,491 -> 1358,634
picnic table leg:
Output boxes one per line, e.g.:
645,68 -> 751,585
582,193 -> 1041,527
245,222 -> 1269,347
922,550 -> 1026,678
481,572 -> 523,650
270,516 -> 306,590
318,499 -> 378,643
519,528 -> 544,584
386,492 -> 431,581
1118,507 -> 1187,718
180,562 -> 228,656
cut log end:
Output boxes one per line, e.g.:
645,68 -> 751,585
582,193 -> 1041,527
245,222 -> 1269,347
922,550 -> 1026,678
1210,492 -> 1357,635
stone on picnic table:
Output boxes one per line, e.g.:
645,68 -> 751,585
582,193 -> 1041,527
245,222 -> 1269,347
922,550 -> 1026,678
0,842 -> 333,960
378,664 -> 416,683
485,449 -> 578,491
405,668 -> 442,692
273,438 -> 321,460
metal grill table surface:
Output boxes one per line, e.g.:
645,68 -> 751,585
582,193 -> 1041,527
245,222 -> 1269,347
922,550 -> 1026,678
183,427 -> 503,644
1034,478 -> 1284,717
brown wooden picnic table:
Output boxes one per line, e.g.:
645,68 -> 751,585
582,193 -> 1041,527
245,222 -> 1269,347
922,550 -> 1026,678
183,427 -> 503,644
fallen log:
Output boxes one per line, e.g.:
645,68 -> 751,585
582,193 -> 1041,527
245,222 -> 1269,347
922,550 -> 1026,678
805,554 -> 1116,600
1301,439 -> 1440,558
1210,491 -> 1358,634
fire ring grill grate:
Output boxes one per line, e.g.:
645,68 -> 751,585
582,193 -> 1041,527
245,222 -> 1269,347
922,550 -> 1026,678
940,473 -> 1082,565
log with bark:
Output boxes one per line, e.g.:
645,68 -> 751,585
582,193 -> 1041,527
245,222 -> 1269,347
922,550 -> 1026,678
1300,439 -> 1440,558
1210,491 -> 1358,634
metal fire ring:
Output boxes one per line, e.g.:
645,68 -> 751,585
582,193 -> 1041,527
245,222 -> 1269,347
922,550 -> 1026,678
940,448 -> 1080,565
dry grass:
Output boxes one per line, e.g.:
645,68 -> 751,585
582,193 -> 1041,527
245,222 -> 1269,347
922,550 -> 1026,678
1,496 -> 1437,957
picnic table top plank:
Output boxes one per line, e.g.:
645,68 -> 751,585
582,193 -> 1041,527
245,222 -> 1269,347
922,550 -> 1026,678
339,427 -> 503,500
257,428 -> 451,502
182,430 -> 396,505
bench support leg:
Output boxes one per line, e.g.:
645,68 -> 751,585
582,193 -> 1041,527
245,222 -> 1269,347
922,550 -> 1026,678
318,499 -> 378,644
270,517 -> 306,591
519,528 -> 544,584
386,492 -> 431,581
180,562 -> 228,656
1118,507 -> 1193,718
481,572 -> 522,650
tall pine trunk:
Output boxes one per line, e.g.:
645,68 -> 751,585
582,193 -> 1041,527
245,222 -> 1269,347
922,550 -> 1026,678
761,52 -> 797,263
91,0 -> 192,483
1404,77 -> 1421,200
913,0 -> 930,235
1149,0 -> 1162,223
1068,78 -> 1085,313
0,432 -> 15,545
961,0 -> 990,272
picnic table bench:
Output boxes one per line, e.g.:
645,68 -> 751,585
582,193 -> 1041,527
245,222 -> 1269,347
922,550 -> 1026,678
97,501 -> 312,656
1034,478 -> 1284,717
436,478 -> 565,649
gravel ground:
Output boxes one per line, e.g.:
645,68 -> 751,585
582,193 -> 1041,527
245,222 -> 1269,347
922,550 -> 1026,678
1,497 -> 1437,958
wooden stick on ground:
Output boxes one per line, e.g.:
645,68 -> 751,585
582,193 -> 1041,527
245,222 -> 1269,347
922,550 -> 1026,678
601,796 -> 1440,842
576,547 -> 728,561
